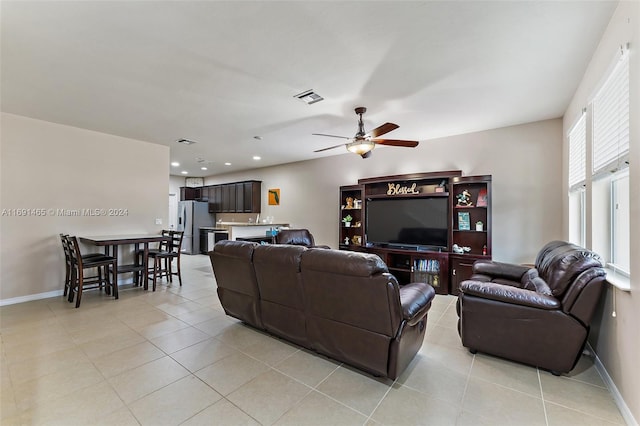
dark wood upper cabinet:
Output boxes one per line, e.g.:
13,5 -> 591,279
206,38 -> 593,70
180,187 -> 201,201
235,183 -> 244,212
204,180 -> 261,213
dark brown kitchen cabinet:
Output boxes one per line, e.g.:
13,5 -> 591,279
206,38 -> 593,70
180,187 -> 201,201
205,181 -> 261,213
208,185 -> 222,213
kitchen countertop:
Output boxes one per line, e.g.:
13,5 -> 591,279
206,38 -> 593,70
199,227 -> 229,231
216,222 -> 289,227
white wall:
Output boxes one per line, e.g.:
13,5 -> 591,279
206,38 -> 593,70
563,1 -> 639,423
205,118 -> 563,264
0,113 -> 169,303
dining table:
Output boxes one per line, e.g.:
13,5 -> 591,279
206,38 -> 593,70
80,234 -> 170,291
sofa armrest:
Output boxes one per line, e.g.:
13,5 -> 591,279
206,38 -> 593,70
460,280 -> 560,310
399,282 -> 436,326
472,261 -> 532,282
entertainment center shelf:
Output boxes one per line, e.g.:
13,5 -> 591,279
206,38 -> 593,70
339,171 -> 491,295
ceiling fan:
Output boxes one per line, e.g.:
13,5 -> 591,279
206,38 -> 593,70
313,107 -> 419,158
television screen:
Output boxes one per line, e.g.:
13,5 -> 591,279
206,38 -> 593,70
366,197 -> 448,249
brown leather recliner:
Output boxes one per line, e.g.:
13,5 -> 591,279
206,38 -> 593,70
275,229 -> 330,249
456,241 -> 606,374
209,240 -> 262,329
253,244 -> 309,347
210,240 -> 436,379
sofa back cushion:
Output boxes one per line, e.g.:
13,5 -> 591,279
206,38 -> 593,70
535,241 -> 603,297
275,229 -> 315,247
210,240 -> 262,329
253,244 -> 308,346
300,249 -> 403,376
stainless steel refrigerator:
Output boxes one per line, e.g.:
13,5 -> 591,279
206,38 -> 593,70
177,201 -> 215,254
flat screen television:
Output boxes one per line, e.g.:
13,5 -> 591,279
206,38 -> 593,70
365,197 -> 448,250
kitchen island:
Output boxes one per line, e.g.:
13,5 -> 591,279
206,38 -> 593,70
215,222 -> 290,241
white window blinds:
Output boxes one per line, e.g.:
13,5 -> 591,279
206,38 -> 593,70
592,51 -> 629,175
568,114 -> 586,189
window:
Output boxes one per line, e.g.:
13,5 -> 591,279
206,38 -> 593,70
590,45 -> 630,283
568,114 -> 586,247
568,113 -> 586,189
610,169 -> 630,275
568,188 -> 585,247
592,51 -> 629,176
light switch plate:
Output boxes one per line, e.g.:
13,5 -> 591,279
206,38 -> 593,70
155,218 -> 162,225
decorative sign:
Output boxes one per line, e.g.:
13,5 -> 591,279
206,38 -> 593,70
458,211 -> 471,230
387,182 -> 420,196
268,189 -> 280,205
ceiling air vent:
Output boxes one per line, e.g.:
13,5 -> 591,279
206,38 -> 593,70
294,89 -> 324,105
176,138 -> 197,145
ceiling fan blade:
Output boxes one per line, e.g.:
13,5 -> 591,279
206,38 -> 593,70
314,143 -> 347,153
366,122 -> 399,138
373,139 -> 419,148
312,133 -> 351,140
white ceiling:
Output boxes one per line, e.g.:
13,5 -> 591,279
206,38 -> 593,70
1,1 -> 617,176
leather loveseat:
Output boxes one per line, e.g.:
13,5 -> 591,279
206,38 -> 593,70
210,240 -> 436,379
456,241 -> 606,374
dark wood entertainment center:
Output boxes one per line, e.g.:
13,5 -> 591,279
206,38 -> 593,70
339,171 -> 492,295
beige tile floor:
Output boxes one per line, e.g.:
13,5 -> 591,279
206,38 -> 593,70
0,254 -> 626,425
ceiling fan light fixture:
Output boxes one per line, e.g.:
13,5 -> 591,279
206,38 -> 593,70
346,140 -> 375,156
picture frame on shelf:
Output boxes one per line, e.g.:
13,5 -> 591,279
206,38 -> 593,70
476,188 -> 488,207
458,211 -> 470,230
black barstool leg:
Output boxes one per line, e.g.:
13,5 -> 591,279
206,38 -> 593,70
75,272 -> 83,308
177,256 -> 182,286
68,267 -> 76,303
109,261 -> 117,299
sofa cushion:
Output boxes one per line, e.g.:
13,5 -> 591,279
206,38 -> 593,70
210,240 -> 262,329
300,249 -> 400,337
253,244 -> 308,346
301,248 -> 388,277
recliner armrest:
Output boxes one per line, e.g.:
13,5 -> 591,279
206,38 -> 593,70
472,261 -> 531,281
399,282 -> 436,326
460,280 -> 560,310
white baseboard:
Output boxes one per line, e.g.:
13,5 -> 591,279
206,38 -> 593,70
0,289 -> 64,306
0,277 -> 135,307
588,343 -> 638,426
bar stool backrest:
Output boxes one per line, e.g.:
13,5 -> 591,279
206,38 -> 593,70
168,231 -> 184,255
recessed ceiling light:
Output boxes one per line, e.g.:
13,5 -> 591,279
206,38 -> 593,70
176,138 -> 197,145
224,162 -> 231,166
201,167 -> 208,171
181,170 -> 188,174
171,162 -> 180,167
253,156 -> 261,160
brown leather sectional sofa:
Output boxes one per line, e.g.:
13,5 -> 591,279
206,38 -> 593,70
457,240 -> 606,374
209,240 -> 436,379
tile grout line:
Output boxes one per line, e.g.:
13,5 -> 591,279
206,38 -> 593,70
458,350 -> 475,419
363,377 -> 397,425
538,367 -> 550,426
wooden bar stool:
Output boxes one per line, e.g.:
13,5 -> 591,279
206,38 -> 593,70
147,230 -> 184,291
66,236 -> 118,308
60,234 -> 104,297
